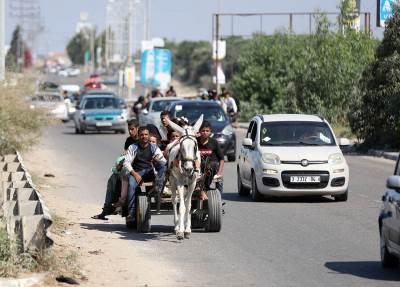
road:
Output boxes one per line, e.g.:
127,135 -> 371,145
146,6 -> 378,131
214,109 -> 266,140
36,119 -> 400,287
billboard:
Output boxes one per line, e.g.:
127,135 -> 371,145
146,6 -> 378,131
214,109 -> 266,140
377,0 -> 398,27
140,48 -> 172,88
152,49 -> 172,89
140,49 -> 155,86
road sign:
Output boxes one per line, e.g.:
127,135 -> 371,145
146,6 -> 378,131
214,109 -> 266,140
212,63 -> 226,85
212,40 -> 226,60
378,0 -> 397,27
152,49 -> 172,89
124,66 -> 135,89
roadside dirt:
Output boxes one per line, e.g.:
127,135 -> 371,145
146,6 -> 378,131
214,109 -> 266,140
22,146 -> 181,287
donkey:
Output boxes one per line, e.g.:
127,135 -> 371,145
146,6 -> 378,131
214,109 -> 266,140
167,115 -> 203,240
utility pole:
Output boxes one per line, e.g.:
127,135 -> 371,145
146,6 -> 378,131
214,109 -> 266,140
127,0 -> 133,65
90,27 -> 95,74
214,13 -> 221,95
0,0 -> 5,81
144,0 -> 150,40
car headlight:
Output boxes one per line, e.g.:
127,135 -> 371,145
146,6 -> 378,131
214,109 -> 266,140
222,125 -> 234,136
328,153 -> 344,165
262,153 -> 281,165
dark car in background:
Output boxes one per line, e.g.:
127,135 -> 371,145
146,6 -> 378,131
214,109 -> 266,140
168,100 -> 236,161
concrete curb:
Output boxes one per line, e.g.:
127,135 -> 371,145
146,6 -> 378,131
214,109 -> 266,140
367,149 -> 399,161
1,151 -> 53,253
0,275 -> 44,287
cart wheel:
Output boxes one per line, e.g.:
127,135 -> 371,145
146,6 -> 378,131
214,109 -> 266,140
136,195 -> 151,233
205,189 -> 222,232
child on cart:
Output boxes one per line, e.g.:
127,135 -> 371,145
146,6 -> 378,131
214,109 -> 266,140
197,121 -> 224,200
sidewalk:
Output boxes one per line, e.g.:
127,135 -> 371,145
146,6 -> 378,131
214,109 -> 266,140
367,149 -> 399,161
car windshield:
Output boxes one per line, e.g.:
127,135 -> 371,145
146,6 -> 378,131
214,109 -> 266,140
83,98 -> 124,110
174,104 -> 227,123
151,100 -> 179,112
259,121 -> 335,146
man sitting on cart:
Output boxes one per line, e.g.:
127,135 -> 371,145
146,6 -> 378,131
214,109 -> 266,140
197,121 -> 224,199
123,126 -> 166,221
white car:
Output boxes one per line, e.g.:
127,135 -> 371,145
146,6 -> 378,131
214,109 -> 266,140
138,97 -> 182,127
30,92 -> 69,122
237,114 -> 349,201
66,67 -> 81,77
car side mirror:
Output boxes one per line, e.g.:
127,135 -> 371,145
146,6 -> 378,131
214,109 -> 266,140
75,106 -> 81,110
242,138 -> 253,147
387,175 -> 400,191
142,109 -> 149,115
338,137 -> 351,146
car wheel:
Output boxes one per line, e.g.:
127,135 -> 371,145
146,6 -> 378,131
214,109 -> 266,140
380,231 -> 398,268
237,167 -> 250,196
251,172 -> 263,202
75,126 -> 80,134
334,189 -> 348,202
227,153 -> 236,162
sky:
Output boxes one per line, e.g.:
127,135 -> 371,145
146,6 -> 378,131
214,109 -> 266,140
5,0 -> 384,55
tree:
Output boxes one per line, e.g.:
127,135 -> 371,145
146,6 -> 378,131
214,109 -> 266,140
95,30 -> 106,67
6,26 -> 23,70
66,32 -> 90,65
350,11 -> 400,148
231,15 -> 376,123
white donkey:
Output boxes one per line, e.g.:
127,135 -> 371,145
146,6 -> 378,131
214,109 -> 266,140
167,115 -> 203,240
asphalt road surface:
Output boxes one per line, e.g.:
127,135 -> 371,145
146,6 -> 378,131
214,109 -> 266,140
38,119 -> 400,287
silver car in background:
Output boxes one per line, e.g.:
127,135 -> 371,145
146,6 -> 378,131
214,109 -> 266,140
30,92 -> 69,122
379,158 -> 400,268
138,97 -> 181,127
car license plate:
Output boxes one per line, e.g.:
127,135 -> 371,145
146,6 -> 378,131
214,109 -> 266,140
96,122 -> 112,127
290,176 -> 320,183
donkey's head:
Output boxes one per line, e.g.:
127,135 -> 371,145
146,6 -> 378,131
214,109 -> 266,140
168,115 -> 203,176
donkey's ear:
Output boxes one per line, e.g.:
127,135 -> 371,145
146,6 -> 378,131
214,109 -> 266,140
167,118 -> 186,135
193,114 -> 204,133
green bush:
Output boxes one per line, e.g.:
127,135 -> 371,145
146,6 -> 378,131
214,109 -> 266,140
0,74 -> 46,154
231,16 -> 376,126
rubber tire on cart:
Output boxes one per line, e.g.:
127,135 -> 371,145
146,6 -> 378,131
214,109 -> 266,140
205,189 -> 222,232
136,195 -> 151,233
251,172 -> 263,202
237,167 -> 250,196
380,231 -> 398,268
334,189 -> 348,202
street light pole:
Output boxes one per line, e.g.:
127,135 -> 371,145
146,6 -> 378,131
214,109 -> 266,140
0,0 -> 5,81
